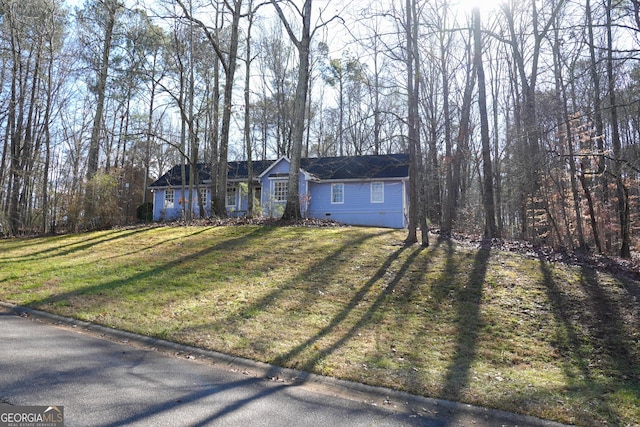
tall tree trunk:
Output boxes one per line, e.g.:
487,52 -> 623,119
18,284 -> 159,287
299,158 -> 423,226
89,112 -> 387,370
451,33 -> 476,236
553,17 -> 585,249
42,98 -> 52,234
143,57 -> 159,207
244,3 -> 255,217
7,31 -> 20,236
586,0 -> 608,252
404,0 -> 418,245
372,47 -> 382,155
85,0 -> 120,228
491,70 -> 503,237
473,7 -> 497,239
179,63 -> 187,220
271,0 -> 313,220
586,0 -> 606,175
86,0 -> 119,181
6,7 -> 29,236
214,3 -> 242,217
210,15 -> 221,216
605,0 -> 631,258
188,17 -> 197,221
414,2 -> 428,247
177,0 -> 242,218
440,12 -> 454,237
0,51 -> 7,202
42,27 -> 56,234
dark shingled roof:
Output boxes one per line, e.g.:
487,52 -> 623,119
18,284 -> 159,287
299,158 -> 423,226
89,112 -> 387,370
149,160 -> 274,188
149,154 -> 409,188
148,164 -> 209,188
300,154 -> 409,180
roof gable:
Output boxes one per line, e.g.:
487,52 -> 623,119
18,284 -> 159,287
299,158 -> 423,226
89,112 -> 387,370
226,159 -> 275,179
257,156 -> 290,178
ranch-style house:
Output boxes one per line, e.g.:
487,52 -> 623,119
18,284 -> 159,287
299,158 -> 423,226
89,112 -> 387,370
149,153 -> 410,229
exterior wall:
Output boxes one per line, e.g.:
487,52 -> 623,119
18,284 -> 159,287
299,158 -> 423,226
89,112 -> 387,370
152,188 -> 212,221
152,184 -> 261,220
306,180 -> 407,228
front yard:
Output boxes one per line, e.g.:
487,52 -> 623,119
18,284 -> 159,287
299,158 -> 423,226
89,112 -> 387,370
1,225 -> 638,426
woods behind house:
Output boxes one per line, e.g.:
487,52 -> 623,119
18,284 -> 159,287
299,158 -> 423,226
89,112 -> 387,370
1,0 -> 639,257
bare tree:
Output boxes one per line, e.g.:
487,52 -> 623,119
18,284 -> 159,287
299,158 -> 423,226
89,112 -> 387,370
2,0 -> 68,235
404,0 -> 427,246
473,7 -> 497,239
78,0 -> 125,228
269,0 -> 312,219
551,9 -> 586,249
255,25 -> 296,157
83,0 -> 124,181
605,0 -> 631,258
498,0 -> 564,240
243,0 -> 261,217
176,0 -> 244,217
270,0 -> 340,219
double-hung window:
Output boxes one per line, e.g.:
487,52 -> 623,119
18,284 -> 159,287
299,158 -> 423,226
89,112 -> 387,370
371,182 -> 384,203
273,180 -> 288,202
226,185 -> 237,207
331,183 -> 344,204
199,188 -> 208,206
164,189 -> 175,208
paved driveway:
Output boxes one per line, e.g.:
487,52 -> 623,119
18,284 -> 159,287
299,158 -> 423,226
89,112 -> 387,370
0,305 -> 568,427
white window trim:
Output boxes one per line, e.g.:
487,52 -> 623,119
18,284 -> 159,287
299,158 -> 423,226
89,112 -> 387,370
164,189 -> 175,208
199,188 -> 208,206
331,183 -> 345,204
371,182 -> 384,203
226,185 -> 237,208
272,180 -> 288,202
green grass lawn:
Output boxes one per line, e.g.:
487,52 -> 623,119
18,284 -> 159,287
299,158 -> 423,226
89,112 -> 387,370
1,225 -> 638,426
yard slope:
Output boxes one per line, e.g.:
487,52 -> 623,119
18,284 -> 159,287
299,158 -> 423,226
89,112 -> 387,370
1,225 -> 638,426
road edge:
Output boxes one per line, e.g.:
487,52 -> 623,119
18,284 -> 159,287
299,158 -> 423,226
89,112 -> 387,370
1,301 -> 571,427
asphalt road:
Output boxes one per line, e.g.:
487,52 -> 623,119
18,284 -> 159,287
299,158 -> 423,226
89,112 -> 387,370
0,304 -> 570,427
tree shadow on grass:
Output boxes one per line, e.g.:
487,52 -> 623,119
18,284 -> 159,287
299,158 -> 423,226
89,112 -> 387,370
0,308 -> 436,427
431,239 -> 460,306
0,227 -> 154,264
170,235 -> 489,410
578,266 -> 639,381
0,227 -> 216,287
159,228 -> 417,369
269,244 -> 425,373
26,227 -> 396,331
218,228 -> 398,326
26,226 -> 279,310
440,242 -> 491,403
0,230 -> 123,254
538,255 -> 640,425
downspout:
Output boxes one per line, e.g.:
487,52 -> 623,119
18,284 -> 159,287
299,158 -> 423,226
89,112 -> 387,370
403,178 -> 409,228
304,178 -> 309,218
